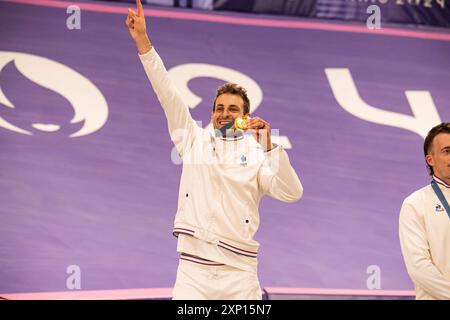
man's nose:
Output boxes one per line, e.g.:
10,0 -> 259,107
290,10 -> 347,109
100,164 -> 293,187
222,109 -> 231,118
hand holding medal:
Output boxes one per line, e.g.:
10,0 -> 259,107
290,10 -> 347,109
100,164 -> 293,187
235,115 -> 273,151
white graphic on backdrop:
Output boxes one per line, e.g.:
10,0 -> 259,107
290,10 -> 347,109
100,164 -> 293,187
325,68 -> 441,139
168,63 -> 292,149
0,51 -> 108,138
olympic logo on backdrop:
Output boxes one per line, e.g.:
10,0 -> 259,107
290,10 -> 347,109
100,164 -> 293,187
0,51 -> 109,138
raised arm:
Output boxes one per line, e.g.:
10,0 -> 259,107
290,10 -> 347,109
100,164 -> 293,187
126,0 -> 152,54
125,0 -> 197,157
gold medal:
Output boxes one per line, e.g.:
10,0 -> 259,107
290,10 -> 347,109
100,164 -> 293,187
234,115 -> 250,131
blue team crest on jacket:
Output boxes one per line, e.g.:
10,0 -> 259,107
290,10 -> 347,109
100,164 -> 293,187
240,154 -> 247,167
435,204 -> 445,213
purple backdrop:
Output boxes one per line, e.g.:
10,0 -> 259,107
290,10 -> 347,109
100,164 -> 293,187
0,0 -> 449,293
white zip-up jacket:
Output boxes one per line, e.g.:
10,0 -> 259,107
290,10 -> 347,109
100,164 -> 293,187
139,48 -> 303,260
399,176 -> 450,300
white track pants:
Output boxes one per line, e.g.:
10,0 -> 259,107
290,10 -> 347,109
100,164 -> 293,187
172,259 -> 262,300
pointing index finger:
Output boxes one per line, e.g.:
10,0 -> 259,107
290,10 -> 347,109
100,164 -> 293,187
136,0 -> 144,16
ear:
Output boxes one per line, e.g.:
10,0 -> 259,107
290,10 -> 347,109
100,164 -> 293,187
426,154 -> 434,168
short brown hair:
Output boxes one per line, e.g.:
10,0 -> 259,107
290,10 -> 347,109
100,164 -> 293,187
424,122 -> 450,176
213,83 -> 250,115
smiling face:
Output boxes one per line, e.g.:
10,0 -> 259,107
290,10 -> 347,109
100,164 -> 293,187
211,93 -> 246,129
426,133 -> 450,181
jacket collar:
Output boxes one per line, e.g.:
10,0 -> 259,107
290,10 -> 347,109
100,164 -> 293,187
213,128 -> 244,141
433,175 -> 450,188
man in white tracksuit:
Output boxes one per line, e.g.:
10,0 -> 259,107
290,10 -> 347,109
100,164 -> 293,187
126,0 -> 303,299
399,122 -> 450,300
